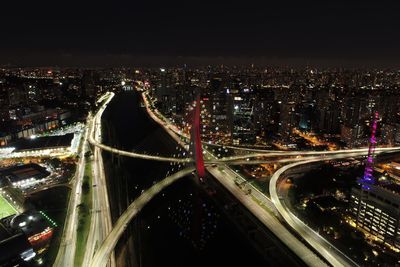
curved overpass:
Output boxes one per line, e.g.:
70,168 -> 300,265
89,167 -> 195,267
88,97 -> 193,163
89,125 -> 400,164
142,90 -> 400,159
91,91 -> 400,267
217,146 -> 400,162
92,91 -> 400,164
268,150 -> 397,267
89,135 -> 193,163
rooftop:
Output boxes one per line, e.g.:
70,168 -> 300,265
10,133 -> 74,152
0,163 -> 50,184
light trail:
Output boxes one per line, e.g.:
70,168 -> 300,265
141,90 -> 327,267
89,90 -> 400,166
204,146 -> 328,266
268,150 -> 396,267
88,96 -> 192,163
82,92 -> 116,267
89,167 -> 195,267
53,118 -> 90,267
217,147 -> 400,162
89,90 -> 400,267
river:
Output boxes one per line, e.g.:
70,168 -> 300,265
100,91 -> 281,267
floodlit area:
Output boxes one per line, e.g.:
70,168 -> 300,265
0,129 -> 83,160
0,193 -> 17,219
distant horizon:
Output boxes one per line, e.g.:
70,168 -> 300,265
1,2 -> 400,69
1,53 -> 400,69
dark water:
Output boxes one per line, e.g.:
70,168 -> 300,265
101,91 -> 269,267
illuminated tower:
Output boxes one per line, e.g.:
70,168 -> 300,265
360,111 -> 379,189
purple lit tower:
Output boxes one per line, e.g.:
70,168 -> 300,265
361,111 -> 379,189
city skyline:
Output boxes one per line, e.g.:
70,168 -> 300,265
2,2 -> 400,267
1,66 -> 400,266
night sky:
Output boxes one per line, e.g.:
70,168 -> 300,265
1,1 -> 400,67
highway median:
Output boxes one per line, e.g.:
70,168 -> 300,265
74,161 -> 93,267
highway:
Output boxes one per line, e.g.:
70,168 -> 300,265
88,138 -> 192,163
89,104 -> 400,165
53,118 -> 89,267
89,167 -> 195,267
139,88 -> 400,266
89,90 -> 400,266
141,90 -> 328,266
268,151 -> 396,267
216,146 -> 400,162
203,146 -> 329,266
88,92 -> 191,163
141,91 -> 400,159
82,92 -> 115,267
87,91 -> 193,163
142,90 -> 400,163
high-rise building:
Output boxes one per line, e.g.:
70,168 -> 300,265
278,102 -> 297,140
82,70 -> 100,99
348,112 -> 400,250
298,102 -> 318,132
340,124 -> 365,147
349,185 -> 400,250
381,123 -> 399,146
318,105 -> 341,134
232,92 -> 256,145
253,89 -> 278,141
341,96 -> 368,127
8,86 -> 26,107
207,78 -> 232,143
154,68 -> 176,114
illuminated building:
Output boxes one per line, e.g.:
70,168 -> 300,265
319,106 -> 340,134
208,77 -> 232,143
315,88 -> 341,134
253,89 -> 278,141
232,92 -> 256,145
341,96 -> 368,127
0,219 -> 36,265
349,113 -> 400,249
381,123 -> 400,146
350,185 -> 400,249
82,70 -> 100,99
0,163 -> 50,189
154,68 -> 177,115
278,102 -> 297,140
298,103 -> 318,132
340,124 -> 364,148
10,211 -> 55,251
